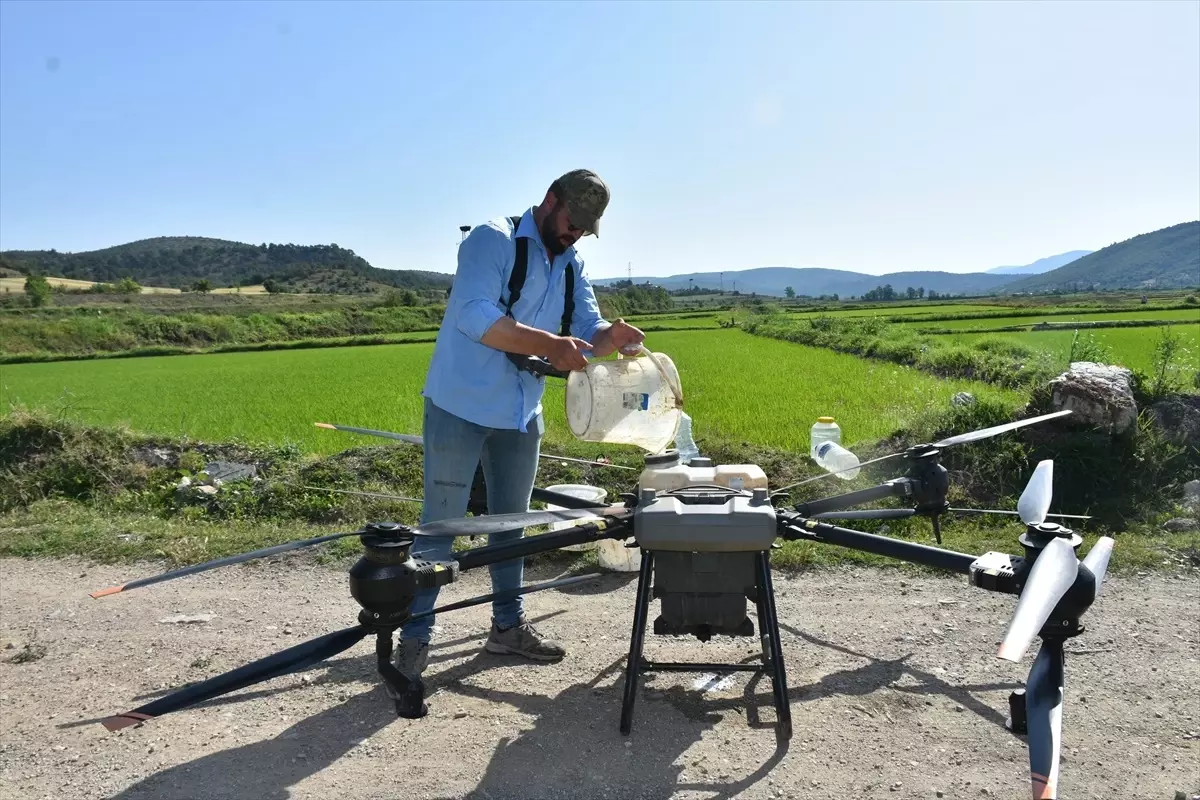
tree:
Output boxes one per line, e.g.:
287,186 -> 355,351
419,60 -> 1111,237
25,273 -> 51,307
785,286 -> 795,298
191,278 -> 211,293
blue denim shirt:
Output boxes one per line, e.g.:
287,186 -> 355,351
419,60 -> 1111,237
422,207 -> 610,431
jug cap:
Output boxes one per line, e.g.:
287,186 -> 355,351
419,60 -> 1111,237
817,416 -> 836,423
644,450 -> 680,467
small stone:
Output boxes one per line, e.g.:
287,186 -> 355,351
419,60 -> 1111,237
891,782 -> 903,791
1163,518 -> 1199,533
937,792 -> 945,799
954,705 -> 964,712
454,711 -> 468,719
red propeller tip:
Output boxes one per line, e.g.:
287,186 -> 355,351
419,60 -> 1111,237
1031,771 -> 1056,799
101,712 -> 151,731
89,585 -> 125,599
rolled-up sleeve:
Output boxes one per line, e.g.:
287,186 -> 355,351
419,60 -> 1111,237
450,224 -> 509,343
569,257 -> 611,344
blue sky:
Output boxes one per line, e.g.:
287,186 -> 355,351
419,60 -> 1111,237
1,0 -> 1197,279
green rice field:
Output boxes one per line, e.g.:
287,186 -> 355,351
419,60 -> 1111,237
907,308 -> 1199,331
0,329 -> 1024,457
948,324 -> 1200,375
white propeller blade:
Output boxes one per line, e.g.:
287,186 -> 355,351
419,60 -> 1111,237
1081,536 -> 1116,600
1017,460 -> 1054,526
997,537 -> 1078,663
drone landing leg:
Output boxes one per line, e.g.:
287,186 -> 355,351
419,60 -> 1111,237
753,551 -> 792,743
620,549 -> 655,735
367,618 -> 427,719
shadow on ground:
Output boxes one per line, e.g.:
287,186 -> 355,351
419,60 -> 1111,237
101,612 -> 1020,800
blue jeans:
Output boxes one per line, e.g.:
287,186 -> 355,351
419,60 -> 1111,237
401,396 -> 544,642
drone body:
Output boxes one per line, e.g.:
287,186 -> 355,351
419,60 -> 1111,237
88,409 -> 1116,800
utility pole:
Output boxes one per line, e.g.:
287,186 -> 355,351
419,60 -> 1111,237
459,225 -> 471,243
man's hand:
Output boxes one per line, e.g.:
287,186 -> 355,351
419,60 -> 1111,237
590,318 -> 646,357
547,335 -> 592,371
608,319 -> 646,355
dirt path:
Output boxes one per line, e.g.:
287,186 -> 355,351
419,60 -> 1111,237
1,554 -> 1197,800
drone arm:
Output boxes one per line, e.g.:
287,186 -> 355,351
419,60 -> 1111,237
778,515 -> 976,574
453,517 -> 633,572
792,479 -> 913,517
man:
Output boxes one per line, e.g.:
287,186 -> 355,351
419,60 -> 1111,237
391,168 -> 645,691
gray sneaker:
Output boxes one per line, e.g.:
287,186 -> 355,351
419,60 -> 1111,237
385,637 -> 429,699
484,617 -> 566,662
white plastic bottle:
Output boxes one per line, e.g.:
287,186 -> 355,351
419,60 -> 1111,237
814,441 -> 861,480
810,416 -> 841,460
675,412 -> 700,465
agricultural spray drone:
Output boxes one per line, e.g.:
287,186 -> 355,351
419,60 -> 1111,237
88,407 -> 1114,800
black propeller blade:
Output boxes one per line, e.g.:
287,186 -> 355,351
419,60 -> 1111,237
1025,637 -> 1065,800
410,572 -> 603,619
777,410 -> 1074,494
947,507 -> 1092,522
91,508 -> 622,598
89,530 -> 365,598
98,573 -> 602,731
930,409 -> 1073,448
809,508 -> 918,521
315,422 -> 637,471
100,624 -> 371,731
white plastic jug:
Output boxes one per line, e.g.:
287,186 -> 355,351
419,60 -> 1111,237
543,483 -> 608,551
565,346 -> 684,454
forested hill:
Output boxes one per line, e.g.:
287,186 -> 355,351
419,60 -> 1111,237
0,236 -> 453,293
998,221 -> 1200,293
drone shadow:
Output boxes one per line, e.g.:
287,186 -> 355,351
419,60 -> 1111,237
422,649 -> 789,800
774,622 -> 1021,730
97,606 -> 1020,800
107,682 -> 402,800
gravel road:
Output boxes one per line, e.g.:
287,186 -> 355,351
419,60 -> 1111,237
1,554 -> 1197,800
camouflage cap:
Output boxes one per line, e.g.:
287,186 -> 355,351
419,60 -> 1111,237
551,169 -> 609,236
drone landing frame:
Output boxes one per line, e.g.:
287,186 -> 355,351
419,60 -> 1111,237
619,548 -> 792,743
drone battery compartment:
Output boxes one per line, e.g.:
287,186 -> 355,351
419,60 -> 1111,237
652,550 -> 757,639
632,488 -> 778,639
631,488 -> 777,552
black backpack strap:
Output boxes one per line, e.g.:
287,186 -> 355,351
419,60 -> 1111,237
560,261 -> 575,336
502,215 -> 527,316
498,213 -> 575,380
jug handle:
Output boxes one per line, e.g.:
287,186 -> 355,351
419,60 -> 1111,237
636,344 -> 684,408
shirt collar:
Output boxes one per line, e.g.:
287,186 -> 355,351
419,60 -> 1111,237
516,207 -> 575,264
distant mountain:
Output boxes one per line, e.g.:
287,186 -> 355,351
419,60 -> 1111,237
997,222 -> 1200,293
985,250 -> 1093,275
594,266 -> 1014,298
0,236 -> 453,294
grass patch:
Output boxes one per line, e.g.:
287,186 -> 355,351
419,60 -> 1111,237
2,399 -> 1195,578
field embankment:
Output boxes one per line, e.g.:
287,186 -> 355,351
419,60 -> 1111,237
0,305 -> 446,362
